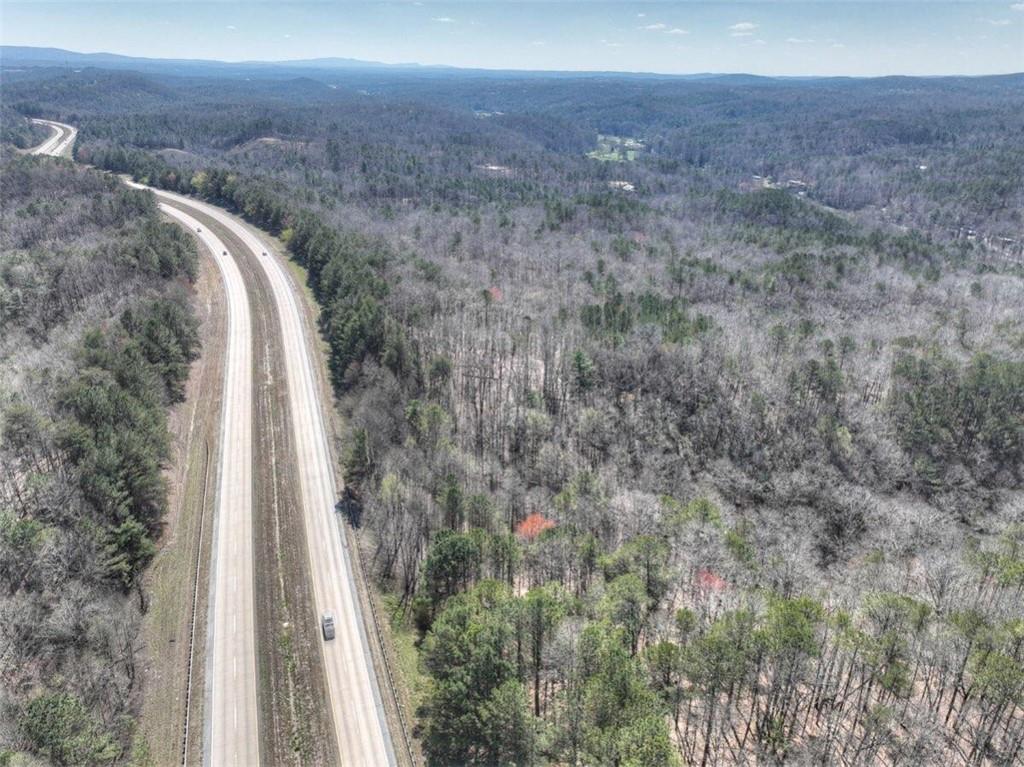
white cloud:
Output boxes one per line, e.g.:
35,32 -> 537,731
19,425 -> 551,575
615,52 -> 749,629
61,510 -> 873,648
988,18 -> 1012,25
226,25 -> 236,31
666,28 -> 689,36
529,40 -> 546,47
641,23 -> 667,31
729,22 -> 758,33
1011,3 -> 1024,10
600,39 -> 625,48
637,13 -> 646,18
786,37 -> 813,44
432,16 -> 454,23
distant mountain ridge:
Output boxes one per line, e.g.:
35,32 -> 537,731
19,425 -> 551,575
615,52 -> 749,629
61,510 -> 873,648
3,45 -> 1020,84
0,45 -> 774,81
0,45 -> 417,70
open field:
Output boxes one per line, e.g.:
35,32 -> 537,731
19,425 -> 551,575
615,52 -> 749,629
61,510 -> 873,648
587,133 -> 644,162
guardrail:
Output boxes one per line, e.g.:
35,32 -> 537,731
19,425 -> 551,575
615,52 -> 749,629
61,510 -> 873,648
346,521 -> 420,767
181,439 -> 212,767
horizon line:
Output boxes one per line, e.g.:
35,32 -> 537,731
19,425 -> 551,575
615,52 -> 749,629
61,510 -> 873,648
2,44 -> 1022,81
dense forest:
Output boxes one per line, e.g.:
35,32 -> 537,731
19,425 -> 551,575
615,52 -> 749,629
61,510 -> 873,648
0,151 -> 199,764
2,64 -> 1023,765
6,66 -> 1022,242
0,109 -> 48,151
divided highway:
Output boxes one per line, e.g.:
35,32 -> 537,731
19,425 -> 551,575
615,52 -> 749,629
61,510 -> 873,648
145,188 -> 397,767
30,118 -> 77,157
31,122 -> 396,765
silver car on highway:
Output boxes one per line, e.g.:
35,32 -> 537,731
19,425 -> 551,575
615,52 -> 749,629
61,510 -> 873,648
321,611 -> 336,641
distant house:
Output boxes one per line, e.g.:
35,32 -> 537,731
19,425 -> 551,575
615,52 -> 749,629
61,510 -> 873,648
477,163 -> 513,176
743,174 -> 781,191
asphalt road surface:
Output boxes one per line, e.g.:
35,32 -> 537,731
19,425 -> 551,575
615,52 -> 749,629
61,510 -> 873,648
33,121 -> 395,766
146,188 -> 397,767
159,205 -> 260,767
29,118 -> 77,157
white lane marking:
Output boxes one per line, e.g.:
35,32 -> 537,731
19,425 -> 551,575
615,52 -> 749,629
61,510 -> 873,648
159,204 -> 259,767
35,125 -> 260,767
143,188 -> 396,765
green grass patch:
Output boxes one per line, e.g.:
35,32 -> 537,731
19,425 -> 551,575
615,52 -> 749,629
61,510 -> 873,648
283,252 -> 319,314
380,592 -> 431,715
587,134 -> 644,163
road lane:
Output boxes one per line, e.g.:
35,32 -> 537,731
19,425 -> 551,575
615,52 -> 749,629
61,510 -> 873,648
160,198 -> 344,764
158,207 -> 259,767
30,118 -> 77,157
28,120 -> 63,155
144,188 -> 397,766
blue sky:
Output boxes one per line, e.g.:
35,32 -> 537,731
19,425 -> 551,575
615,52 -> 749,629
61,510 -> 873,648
3,2 -> 1022,76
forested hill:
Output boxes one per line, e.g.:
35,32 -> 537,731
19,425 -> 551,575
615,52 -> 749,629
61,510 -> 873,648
3,62 -> 1023,765
0,150 -> 199,764
0,108 -> 49,149
4,64 -> 1021,241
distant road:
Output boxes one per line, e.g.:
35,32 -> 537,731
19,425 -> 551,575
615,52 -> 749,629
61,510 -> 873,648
31,122 -> 396,766
29,118 -> 77,157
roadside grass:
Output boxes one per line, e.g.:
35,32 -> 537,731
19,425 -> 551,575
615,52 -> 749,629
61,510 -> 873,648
281,226 -> 423,762
133,258 -> 221,767
284,256 -> 319,315
281,248 -> 339,372
380,593 -> 430,716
